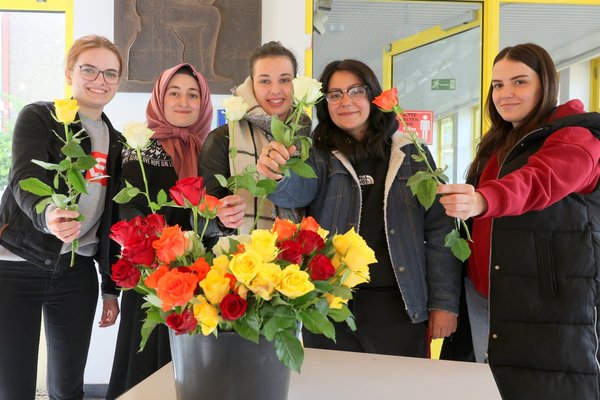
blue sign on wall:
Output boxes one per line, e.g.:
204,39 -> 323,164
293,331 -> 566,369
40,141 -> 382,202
217,109 -> 227,127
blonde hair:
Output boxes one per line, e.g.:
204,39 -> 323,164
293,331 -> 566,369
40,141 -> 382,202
66,35 -> 123,75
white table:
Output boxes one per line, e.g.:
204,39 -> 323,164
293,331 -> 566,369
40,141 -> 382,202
118,348 -> 501,400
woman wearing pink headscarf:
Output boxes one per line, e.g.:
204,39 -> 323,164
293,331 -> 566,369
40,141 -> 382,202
106,63 -> 213,399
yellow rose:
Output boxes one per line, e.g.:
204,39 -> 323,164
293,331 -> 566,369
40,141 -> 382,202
276,264 -> 315,298
222,95 -> 249,122
248,263 -> 282,300
317,227 -> 329,240
292,76 -> 323,105
122,121 -> 154,150
339,261 -> 370,288
325,293 -> 348,309
193,295 -> 220,335
333,228 -> 377,270
54,98 -> 79,124
247,229 -> 278,262
211,255 -> 231,273
199,269 -> 231,305
229,251 -> 262,285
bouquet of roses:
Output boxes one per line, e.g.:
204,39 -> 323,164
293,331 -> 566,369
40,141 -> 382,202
111,206 -> 376,372
110,122 -> 377,372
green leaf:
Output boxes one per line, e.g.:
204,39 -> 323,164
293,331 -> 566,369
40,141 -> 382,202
300,308 -> 335,339
61,141 -> 87,158
406,170 -> 430,186
287,158 -> 317,179
31,159 -> 65,171
409,177 -> 437,210
19,178 -> 54,196
214,174 -> 228,189
297,137 -> 312,161
263,306 -> 296,341
73,155 -> 97,170
139,318 -> 159,352
51,193 -> 69,209
274,330 -> 304,373
229,147 -> 238,159
156,189 -> 168,205
113,187 -> 140,204
67,168 -> 88,194
233,310 -> 261,343
271,117 -> 287,144
34,197 -> 53,214
444,229 -> 471,262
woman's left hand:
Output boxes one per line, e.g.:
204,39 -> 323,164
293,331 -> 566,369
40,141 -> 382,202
216,194 -> 246,228
428,310 -> 457,339
257,142 -> 296,180
99,298 -> 120,327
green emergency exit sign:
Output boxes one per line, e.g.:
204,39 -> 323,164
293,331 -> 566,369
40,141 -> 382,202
431,79 -> 456,90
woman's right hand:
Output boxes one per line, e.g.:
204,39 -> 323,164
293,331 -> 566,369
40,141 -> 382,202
46,208 -> 81,243
257,142 -> 296,180
216,194 -> 247,229
437,184 -> 488,219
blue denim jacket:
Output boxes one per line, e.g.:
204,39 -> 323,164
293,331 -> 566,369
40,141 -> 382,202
268,133 -> 461,322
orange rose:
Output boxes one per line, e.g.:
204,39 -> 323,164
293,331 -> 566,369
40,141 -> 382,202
300,216 -> 320,232
156,269 -> 199,311
272,217 -> 298,242
372,87 -> 399,112
144,264 -> 170,289
153,225 -> 189,264
189,257 -> 210,281
199,194 -> 222,218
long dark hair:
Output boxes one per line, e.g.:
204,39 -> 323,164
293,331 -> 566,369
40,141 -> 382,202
313,59 -> 397,161
466,43 -> 558,182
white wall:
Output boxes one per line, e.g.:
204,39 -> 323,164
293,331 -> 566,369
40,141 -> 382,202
65,0 -> 307,385
559,61 -> 591,111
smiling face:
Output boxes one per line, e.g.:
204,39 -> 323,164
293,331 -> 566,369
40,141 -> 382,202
65,47 -> 121,120
491,58 -> 542,128
163,72 -> 201,128
252,56 -> 294,120
326,70 -> 371,141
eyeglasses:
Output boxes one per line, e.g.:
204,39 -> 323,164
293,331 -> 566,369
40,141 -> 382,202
325,85 -> 368,104
77,65 -> 120,85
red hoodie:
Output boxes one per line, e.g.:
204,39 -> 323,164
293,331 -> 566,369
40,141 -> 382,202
468,99 -> 600,297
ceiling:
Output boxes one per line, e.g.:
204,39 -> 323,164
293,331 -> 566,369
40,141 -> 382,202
312,1 -> 600,116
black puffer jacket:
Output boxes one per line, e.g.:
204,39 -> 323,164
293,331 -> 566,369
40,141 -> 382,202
488,112 -> 600,400
0,102 -> 123,295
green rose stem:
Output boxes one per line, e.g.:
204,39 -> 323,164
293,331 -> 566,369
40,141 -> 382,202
403,127 -> 472,243
135,147 -> 156,213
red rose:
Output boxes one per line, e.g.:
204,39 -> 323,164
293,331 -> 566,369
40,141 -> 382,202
144,213 -> 166,236
307,254 -> 335,281
122,236 -> 156,266
111,258 -> 141,288
166,309 -> 197,334
277,240 -> 304,264
220,293 -> 247,321
110,219 -> 137,246
169,177 -> 205,207
297,230 -> 324,255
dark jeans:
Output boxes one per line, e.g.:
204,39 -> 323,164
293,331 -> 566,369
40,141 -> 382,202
0,254 -> 98,400
303,286 -> 428,357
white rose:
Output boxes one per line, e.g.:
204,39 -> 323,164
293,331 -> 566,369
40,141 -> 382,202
122,122 -> 154,150
212,234 -> 252,256
293,76 -> 323,105
222,96 -> 249,122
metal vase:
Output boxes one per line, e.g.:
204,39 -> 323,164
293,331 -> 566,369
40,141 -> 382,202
169,330 -> 291,400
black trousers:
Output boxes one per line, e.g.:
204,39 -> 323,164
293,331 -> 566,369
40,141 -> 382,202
303,286 -> 428,357
0,254 -> 98,400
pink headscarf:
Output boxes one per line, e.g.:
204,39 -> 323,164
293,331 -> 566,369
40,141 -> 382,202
146,63 -> 213,178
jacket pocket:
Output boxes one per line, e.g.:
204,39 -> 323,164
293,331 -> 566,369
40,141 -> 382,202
534,234 -> 558,298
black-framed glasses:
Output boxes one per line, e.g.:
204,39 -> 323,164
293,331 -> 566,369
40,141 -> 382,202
325,85 -> 368,104
77,65 -> 120,84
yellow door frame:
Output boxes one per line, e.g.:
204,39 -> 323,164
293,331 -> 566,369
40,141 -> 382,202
590,58 -> 600,112
0,0 -> 74,95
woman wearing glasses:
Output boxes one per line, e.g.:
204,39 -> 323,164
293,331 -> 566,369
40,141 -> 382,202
106,63 -> 213,399
0,35 -> 123,399
257,59 -> 461,357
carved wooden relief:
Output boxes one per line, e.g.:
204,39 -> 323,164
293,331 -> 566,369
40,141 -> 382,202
115,0 -> 261,94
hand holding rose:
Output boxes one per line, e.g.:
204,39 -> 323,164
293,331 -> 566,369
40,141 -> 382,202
437,184 -> 488,220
